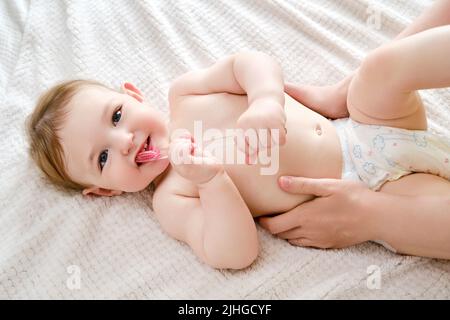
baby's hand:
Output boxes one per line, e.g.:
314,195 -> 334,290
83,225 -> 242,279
169,132 -> 224,185
236,98 -> 287,163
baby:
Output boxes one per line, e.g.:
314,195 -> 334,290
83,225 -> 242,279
27,27 -> 450,270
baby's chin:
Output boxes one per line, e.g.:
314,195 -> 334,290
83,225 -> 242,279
124,162 -> 170,192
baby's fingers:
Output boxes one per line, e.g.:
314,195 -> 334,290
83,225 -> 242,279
273,124 -> 287,146
169,139 -> 194,165
257,128 -> 272,149
257,126 -> 286,152
234,131 -> 258,165
190,144 -> 217,165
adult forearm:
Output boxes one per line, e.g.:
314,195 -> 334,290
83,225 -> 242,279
365,191 -> 450,259
198,171 -> 259,269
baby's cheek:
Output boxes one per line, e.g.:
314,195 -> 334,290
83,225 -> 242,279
110,159 -> 166,193
106,167 -> 137,192
126,167 -> 156,192
147,110 -> 167,130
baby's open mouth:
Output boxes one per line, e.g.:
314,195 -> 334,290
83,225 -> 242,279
136,136 -> 151,166
135,136 -> 167,165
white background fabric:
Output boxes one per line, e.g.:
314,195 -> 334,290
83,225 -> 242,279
1,0 -> 449,299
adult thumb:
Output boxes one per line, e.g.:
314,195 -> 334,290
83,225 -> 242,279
278,176 -> 340,197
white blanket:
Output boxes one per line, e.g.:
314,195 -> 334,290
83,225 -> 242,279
1,0 -> 449,299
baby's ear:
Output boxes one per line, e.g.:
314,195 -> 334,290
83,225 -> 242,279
121,82 -> 144,103
82,187 -> 123,197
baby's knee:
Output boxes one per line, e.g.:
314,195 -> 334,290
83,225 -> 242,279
358,47 -> 398,85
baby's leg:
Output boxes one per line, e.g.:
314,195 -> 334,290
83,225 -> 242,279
347,25 -> 450,130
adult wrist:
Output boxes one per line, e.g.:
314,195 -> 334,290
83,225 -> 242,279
357,187 -> 383,242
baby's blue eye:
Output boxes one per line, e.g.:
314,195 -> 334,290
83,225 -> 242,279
99,150 -> 108,171
97,106 -> 122,172
112,106 -> 122,126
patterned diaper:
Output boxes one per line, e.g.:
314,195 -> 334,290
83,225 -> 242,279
332,118 -> 450,191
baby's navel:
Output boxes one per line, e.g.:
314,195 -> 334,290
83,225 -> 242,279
315,124 -> 322,136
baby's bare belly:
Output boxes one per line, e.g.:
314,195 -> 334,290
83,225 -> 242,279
171,93 -> 343,217
223,95 -> 342,216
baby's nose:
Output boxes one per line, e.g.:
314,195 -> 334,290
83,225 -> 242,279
121,133 -> 135,156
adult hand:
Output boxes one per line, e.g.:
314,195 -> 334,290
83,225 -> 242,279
285,78 -> 351,119
258,176 -> 375,249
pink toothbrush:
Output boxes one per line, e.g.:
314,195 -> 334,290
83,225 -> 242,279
135,147 -> 168,163
135,134 -> 236,164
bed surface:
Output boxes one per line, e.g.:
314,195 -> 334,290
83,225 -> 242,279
1,0 -> 449,299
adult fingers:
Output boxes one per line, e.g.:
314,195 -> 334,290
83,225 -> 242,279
288,238 -> 315,247
288,238 -> 330,249
258,205 -> 309,235
277,227 -> 307,240
278,176 -> 342,197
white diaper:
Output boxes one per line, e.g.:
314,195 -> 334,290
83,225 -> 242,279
332,118 -> 450,190
331,117 -> 450,253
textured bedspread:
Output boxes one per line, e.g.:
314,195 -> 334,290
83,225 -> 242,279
1,0 -> 449,299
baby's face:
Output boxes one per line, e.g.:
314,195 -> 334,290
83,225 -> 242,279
59,85 -> 170,196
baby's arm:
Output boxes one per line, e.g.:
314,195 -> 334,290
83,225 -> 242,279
153,135 -> 258,270
153,172 -> 259,270
169,51 -> 284,107
170,51 -> 287,153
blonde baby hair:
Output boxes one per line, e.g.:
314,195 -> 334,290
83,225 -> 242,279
25,79 -> 112,191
